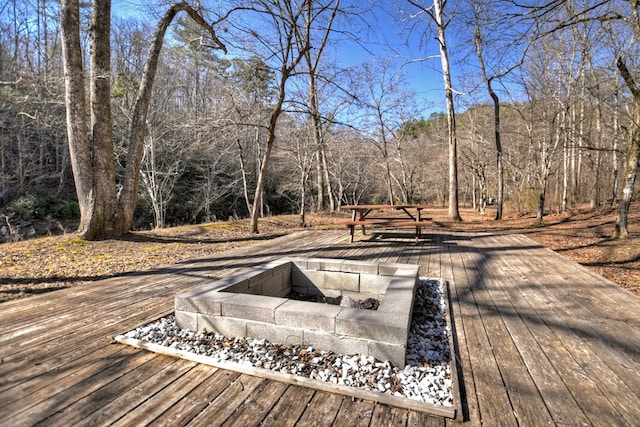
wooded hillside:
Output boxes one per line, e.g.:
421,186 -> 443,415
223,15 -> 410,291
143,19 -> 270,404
1,0 -> 639,240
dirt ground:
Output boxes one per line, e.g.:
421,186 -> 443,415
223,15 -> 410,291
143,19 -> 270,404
1,203 -> 639,303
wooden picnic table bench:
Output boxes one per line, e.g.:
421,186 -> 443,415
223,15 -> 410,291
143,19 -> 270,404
337,204 -> 433,242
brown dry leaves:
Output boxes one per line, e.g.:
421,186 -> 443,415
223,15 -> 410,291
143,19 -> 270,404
1,207 -> 639,303
0,216 -> 305,302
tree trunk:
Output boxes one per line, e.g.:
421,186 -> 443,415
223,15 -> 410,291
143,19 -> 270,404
302,0 -> 339,213
611,95 -> 619,206
248,1 -> 310,234
536,190 -> 545,224
60,0 -> 98,238
614,57 -> 640,238
433,0 -> 461,221
615,124 -> 639,238
250,77 -> 288,233
384,152 -> 394,205
308,73 -> 327,211
299,169 -> 306,227
250,128 -> 276,233
60,1 -> 226,239
236,137 -> 253,215
322,147 -> 335,210
115,2 -> 226,235
562,131 -> 569,212
472,22 -> 505,220
89,0 -> 117,239
590,101 -> 603,210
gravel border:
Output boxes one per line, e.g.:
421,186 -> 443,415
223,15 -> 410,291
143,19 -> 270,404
121,278 -> 453,407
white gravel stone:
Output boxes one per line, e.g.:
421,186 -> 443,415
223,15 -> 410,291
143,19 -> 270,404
122,277 -> 454,407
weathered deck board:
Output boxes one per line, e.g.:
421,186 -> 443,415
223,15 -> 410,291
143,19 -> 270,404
462,233 -> 588,425
258,384 -> 316,427
477,233 -> 640,425
445,234 -> 518,426
1,229 -> 639,426
453,234 -> 555,426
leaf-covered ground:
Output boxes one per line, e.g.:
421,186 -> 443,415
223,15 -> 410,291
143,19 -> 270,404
1,204 -> 639,304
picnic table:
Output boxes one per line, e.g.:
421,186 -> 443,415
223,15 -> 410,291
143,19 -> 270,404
337,204 -> 433,242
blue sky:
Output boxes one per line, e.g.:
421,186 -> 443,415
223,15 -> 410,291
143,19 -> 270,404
111,0 -> 452,118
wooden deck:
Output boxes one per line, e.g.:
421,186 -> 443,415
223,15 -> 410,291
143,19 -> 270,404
1,230 -> 639,426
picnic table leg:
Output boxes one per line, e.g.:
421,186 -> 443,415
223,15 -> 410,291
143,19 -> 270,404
356,209 -> 367,237
348,209 -> 361,241
415,208 -> 425,242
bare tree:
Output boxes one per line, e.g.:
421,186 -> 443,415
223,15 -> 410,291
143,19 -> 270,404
615,58 -> 640,237
518,0 -> 640,236
59,0 -> 226,239
470,0 -> 528,220
139,118 -> 186,229
233,0 -> 311,234
408,0 -> 461,221
326,129 -> 377,205
279,122 -> 315,226
354,58 -> 411,205
300,0 -> 341,212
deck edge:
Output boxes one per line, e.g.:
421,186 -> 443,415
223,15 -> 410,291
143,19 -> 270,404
114,335 -> 457,419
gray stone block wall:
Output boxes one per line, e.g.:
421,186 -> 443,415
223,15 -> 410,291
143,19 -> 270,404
198,314 -> 247,337
174,257 -> 419,367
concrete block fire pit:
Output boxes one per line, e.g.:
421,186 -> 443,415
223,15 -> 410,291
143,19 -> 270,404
174,257 -> 420,366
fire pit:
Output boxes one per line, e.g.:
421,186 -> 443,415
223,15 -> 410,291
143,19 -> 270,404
175,257 -> 419,366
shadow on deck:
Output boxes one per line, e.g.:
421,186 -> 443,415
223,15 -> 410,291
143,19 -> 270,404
1,230 -> 638,426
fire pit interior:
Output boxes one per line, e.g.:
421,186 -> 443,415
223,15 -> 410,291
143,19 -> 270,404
175,257 -> 420,366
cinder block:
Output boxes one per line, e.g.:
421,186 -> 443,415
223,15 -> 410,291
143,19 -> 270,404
379,278 -> 417,315
246,321 -> 304,346
275,300 -> 342,333
222,280 -> 250,293
240,284 -> 263,295
173,258 -> 421,372
269,261 -> 293,289
318,259 -> 344,272
292,267 -> 323,289
359,273 -> 392,294
261,258 -> 292,271
175,291 -> 235,316
290,258 -> 308,269
198,314 -> 247,337
175,310 -> 197,331
218,269 -> 266,288
248,268 -> 275,287
336,309 -> 407,345
390,265 -> 420,279
283,271 -> 292,289
261,272 -> 287,296
322,271 -> 359,291
302,330 -> 368,356
340,260 -> 379,275
221,294 -> 286,323
378,262 -> 417,276
304,258 -> 321,270
367,340 -> 407,367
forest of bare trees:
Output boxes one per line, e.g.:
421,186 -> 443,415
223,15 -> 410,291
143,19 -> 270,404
0,0 -> 639,240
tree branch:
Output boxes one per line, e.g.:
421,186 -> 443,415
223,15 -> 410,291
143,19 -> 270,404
617,56 -> 640,100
